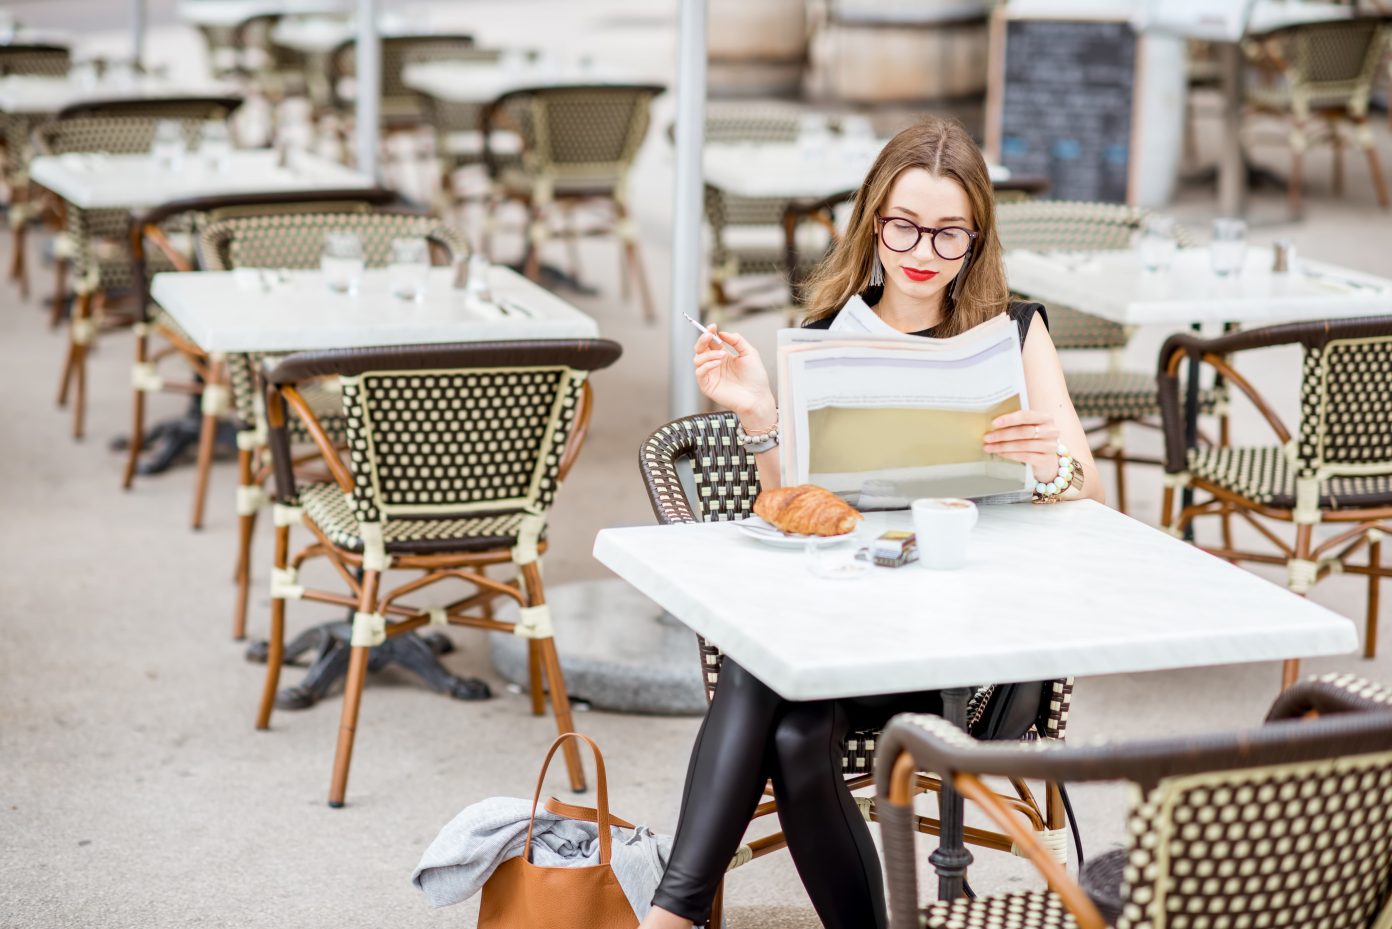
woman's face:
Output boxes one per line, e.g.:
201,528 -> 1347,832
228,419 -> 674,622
874,167 -> 974,307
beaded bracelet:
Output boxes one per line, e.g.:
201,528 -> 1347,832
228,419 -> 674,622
1032,442 -> 1077,504
736,418 -> 780,454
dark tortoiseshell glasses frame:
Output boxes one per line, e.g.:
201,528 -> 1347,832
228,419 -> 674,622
874,214 -> 978,260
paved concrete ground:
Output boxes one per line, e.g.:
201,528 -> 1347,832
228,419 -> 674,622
2,3 -> 1390,928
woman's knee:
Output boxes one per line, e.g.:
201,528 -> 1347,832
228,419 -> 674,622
772,701 -> 841,776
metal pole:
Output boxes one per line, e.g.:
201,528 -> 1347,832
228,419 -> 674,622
668,0 -> 707,419
355,0 -> 381,181
131,0 -> 146,71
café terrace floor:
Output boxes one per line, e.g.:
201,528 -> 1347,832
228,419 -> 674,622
3,3 -> 1392,927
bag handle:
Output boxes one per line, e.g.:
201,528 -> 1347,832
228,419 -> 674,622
544,796 -> 636,831
525,732 -> 612,864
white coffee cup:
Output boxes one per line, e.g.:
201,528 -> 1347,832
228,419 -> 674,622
911,498 -> 978,570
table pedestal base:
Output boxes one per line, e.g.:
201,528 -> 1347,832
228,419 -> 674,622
933,685 -> 977,900
245,622 -> 491,709
490,579 -> 707,715
111,409 -> 238,476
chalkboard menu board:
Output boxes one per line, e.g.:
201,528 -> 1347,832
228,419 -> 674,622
988,17 -> 1138,204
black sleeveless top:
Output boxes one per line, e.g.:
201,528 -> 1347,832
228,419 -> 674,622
802,300 -> 1048,347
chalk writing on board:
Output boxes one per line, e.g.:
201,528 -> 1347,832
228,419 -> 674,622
998,19 -> 1136,203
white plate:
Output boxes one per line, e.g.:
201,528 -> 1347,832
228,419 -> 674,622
733,515 -> 858,548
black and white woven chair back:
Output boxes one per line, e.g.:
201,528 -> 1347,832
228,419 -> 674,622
0,44 -> 71,77
1114,675 -> 1392,929
332,35 -> 475,111
1290,18 -> 1390,109
37,101 -> 240,156
502,84 -> 659,184
1293,330 -> 1392,493
333,353 -> 595,570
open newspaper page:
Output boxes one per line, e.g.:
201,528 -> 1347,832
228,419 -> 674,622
776,313 -> 1034,509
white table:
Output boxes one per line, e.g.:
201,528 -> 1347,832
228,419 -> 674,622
595,501 -> 1356,897
703,140 -> 1012,201
1003,246 -> 1392,327
28,149 -> 370,211
176,0 -> 348,28
150,264 -> 600,353
0,76 -> 237,117
402,59 -> 636,106
268,15 -> 425,55
595,503 -> 1357,702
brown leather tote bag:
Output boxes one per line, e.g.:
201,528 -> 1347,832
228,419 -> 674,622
477,733 -> 639,929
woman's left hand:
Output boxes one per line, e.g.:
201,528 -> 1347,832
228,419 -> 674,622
983,409 -> 1063,483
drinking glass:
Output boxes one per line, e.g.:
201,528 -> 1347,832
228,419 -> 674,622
388,236 -> 431,302
1210,218 -> 1247,277
149,119 -> 186,171
1137,215 -> 1178,273
803,524 -> 871,580
198,120 -> 233,173
72,59 -> 99,90
321,231 -> 365,295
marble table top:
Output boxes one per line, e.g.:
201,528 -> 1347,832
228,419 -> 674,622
402,58 -> 637,105
593,502 -> 1358,701
1003,246 -> 1392,327
0,76 -> 238,116
151,264 -> 600,353
28,149 -> 370,210
703,140 -> 1010,201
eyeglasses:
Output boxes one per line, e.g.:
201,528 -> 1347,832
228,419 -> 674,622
874,215 -> 977,261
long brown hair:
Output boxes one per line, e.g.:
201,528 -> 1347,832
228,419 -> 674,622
801,116 -> 1010,337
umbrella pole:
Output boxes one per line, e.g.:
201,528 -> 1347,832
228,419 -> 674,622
668,0 -> 707,419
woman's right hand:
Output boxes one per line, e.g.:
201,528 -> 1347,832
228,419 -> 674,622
692,325 -> 776,427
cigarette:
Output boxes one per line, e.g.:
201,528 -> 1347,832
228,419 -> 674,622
682,312 -> 739,356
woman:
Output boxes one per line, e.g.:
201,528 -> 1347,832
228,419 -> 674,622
641,117 -> 1102,929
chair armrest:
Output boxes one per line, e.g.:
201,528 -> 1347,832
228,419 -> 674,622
638,418 -> 702,526
264,384 -> 353,503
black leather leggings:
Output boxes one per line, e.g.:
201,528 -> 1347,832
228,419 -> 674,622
651,660 -> 942,928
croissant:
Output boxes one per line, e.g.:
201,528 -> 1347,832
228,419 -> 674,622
754,484 -> 862,537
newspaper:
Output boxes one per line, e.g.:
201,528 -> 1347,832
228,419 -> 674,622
776,313 -> 1034,509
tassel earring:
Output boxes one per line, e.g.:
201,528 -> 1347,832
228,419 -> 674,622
869,254 -> 884,288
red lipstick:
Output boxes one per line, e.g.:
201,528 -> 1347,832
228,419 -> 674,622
902,267 -> 939,283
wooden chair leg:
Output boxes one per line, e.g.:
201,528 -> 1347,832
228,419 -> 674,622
58,290 -> 93,439
190,411 -> 218,530
47,255 -> 66,328
708,881 -> 725,929
1289,128 -> 1305,216
616,202 -> 655,323
1361,128 -> 1391,208
329,569 -> 380,808
522,561 -> 586,792
190,357 -> 225,531
255,523 -> 291,730
232,448 -> 257,640
1330,119 -> 1344,197
1367,537 -> 1381,660
524,207 -> 544,281
122,332 -> 150,489
527,638 -> 545,715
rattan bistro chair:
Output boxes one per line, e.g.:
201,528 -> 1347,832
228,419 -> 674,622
640,412 -> 1077,928
1158,317 -> 1392,679
329,34 -> 476,129
260,339 -> 621,806
196,209 -> 466,641
122,189 -> 401,510
878,673 -> 1392,929
996,200 -> 1217,514
0,43 -> 71,295
483,83 -> 664,321
1245,17 -> 1392,214
31,96 -> 243,439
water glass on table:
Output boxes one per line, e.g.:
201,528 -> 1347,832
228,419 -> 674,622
804,523 -> 871,580
150,119 -> 186,171
388,236 -> 431,302
321,231 -> 365,295
197,121 -> 233,173
1210,218 -> 1247,277
1137,215 -> 1177,273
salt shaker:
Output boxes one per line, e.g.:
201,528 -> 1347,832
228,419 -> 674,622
1272,239 -> 1295,274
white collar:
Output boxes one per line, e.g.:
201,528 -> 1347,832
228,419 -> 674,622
826,293 -> 907,337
